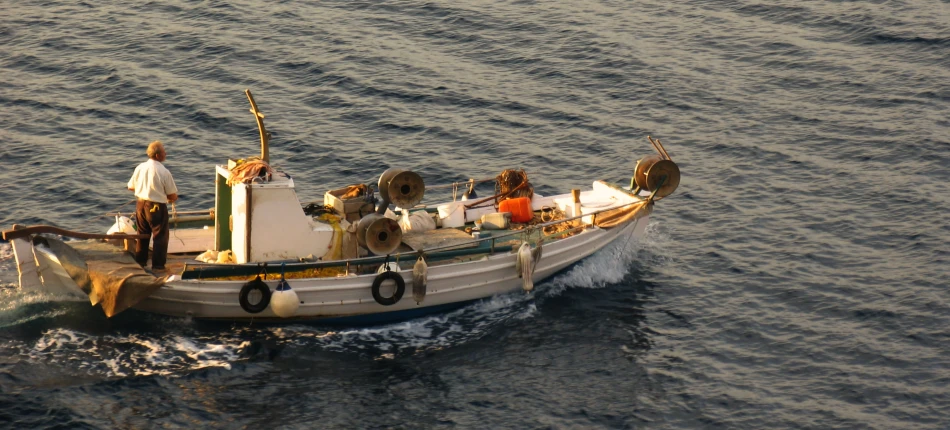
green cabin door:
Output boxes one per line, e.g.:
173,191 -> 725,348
214,172 -> 233,252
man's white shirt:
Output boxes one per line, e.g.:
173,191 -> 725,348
128,159 -> 178,203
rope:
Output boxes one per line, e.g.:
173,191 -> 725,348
171,202 -> 185,247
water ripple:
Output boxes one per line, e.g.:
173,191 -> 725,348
0,0 -> 948,427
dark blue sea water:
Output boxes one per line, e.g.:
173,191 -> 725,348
1,0 -> 949,428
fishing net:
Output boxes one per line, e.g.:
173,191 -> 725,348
227,159 -> 274,186
509,206 -> 582,238
593,200 -> 653,229
495,169 -> 533,203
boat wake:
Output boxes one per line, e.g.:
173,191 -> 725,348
545,222 -> 668,295
0,287 -> 86,329
0,240 -> 87,328
0,242 -> 17,290
18,328 -> 250,378
265,292 -> 541,360
245,223 -> 669,361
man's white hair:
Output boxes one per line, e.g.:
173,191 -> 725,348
146,140 -> 164,157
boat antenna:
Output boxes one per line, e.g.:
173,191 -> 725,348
245,89 -> 270,164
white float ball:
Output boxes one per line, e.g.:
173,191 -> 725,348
270,282 -> 299,318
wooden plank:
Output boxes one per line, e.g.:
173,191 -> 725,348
166,227 -> 215,254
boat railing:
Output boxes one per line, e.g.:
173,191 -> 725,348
105,209 -> 215,224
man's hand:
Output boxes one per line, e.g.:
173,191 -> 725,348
167,193 -> 179,203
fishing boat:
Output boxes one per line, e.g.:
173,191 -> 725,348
3,91 -> 680,324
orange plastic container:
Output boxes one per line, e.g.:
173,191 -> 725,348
499,197 -> 533,223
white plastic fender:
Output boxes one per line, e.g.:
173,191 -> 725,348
271,266 -> 300,318
412,254 -> 428,304
271,284 -> 299,318
516,242 -> 535,292
107,216 -> 136,235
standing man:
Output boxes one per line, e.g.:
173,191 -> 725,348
128,140 -> 179,271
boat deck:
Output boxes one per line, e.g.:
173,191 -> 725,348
95,180 -> 647,280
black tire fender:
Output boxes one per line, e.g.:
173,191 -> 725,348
239,276 -> 272,314
371,271 -> 405,306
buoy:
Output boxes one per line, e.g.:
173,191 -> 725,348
270,263 -> 299,318
412,253 -> 428,304
516,242 -> 534,292
107,216 -> 136,235
461,180 -> 477,201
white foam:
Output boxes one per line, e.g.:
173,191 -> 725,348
245,226 -> 670,360
258,290 -> 542,360
1,309 -> 70,329
0,289 -> 85,329
0,243 -> 19,289
543,222 -> 669,295
0,288 -> 85,308
21,328 -> 252,378
101,359 -> 128,378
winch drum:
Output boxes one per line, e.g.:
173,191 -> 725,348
633,154 -> 680,198
356,213 -> 403,255
378,168 -> 425,209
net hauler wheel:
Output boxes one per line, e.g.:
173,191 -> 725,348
378,168 -> 425,209
634,154 -> 680,198
356,213 -> 403,255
